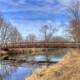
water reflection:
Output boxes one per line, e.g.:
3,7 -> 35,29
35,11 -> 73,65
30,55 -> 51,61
0,62 -> 17,80
0,61 -> 37,80
5,66 -> 32,80
27,54 -> 64,62
0,53 -> 65,80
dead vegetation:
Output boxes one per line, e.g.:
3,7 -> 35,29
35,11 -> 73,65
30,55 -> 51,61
26,49 -> 80,80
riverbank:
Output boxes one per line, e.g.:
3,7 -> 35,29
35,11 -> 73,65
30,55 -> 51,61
0,48 -> 67,61
26,49 -> 80,80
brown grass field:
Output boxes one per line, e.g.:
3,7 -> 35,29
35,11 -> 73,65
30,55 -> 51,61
26,49 -> 80,80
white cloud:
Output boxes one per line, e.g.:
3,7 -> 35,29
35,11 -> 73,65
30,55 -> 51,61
1,0 -> 80,14
58,0 -> 80,6
0,0 -> 63,15
58,0 -> 71,5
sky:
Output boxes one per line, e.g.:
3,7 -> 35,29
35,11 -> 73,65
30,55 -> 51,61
0,0 -> 74,38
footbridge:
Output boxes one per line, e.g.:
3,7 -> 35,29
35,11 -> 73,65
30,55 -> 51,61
1,42 -> 80,49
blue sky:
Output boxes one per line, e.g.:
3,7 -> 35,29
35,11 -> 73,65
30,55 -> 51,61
0,0 -> 72,38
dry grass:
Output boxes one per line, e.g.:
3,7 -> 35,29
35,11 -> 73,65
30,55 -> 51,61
26,49 -> 80,80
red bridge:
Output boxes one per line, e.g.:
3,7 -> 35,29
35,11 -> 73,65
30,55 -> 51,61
1,42 -> 80,49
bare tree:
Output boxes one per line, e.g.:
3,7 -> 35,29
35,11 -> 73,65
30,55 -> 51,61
66,0 -> 80,43
40,24 -> 57,42
26,33 -> 37,42
9,26 -> 23,43
0,15 -> 23,46
0,15 -> 4,28
0,21 -> 10,45
51,36 -> 69,42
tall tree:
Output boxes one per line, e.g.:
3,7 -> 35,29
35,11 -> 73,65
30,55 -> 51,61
9,26 -> 23,43
66,0 -> 80,43
26,33 -> 37,42
0,15 -> 4,28
40,24 -> 57,42
0,15 -> 23,46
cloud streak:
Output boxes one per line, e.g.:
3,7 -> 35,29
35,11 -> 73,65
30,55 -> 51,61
0,0 -> 62,13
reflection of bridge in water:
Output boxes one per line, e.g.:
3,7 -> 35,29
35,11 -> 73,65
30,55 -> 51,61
1,42 -> 80,49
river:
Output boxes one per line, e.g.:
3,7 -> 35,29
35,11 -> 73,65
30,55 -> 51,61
0,53 -> 65,80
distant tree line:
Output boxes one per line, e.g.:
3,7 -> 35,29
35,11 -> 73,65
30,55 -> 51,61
25,24 -> 68,43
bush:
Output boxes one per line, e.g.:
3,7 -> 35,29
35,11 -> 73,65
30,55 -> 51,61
7,49 -> 20,56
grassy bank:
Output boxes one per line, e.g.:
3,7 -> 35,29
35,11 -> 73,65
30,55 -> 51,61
7,48 -> 67,55
26,49 -> 80,80
0,48 -> 67,60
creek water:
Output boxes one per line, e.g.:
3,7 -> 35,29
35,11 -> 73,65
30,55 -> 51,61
0,54 -> 64,80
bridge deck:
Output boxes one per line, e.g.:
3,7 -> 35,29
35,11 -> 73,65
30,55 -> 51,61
1,42 -> 80,49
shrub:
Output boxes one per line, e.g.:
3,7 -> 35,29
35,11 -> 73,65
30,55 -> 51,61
7,49 -> 20,56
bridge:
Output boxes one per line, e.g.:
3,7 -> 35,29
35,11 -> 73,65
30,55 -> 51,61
1,42 -> 80,49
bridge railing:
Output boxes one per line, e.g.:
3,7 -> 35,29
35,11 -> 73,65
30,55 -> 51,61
0,42 -> 80,49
